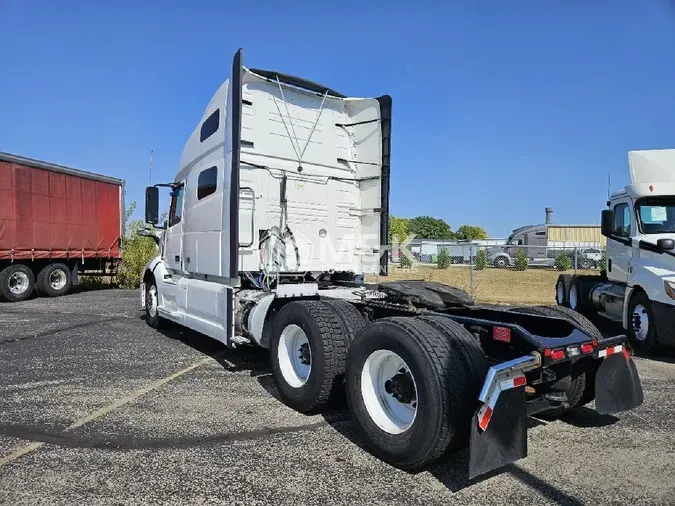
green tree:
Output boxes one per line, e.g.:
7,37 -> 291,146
474,249 -> 488,270
398,249 -> 413,268
555,252 -> 573,271
455,225 -> 488,241
407,216 -> 454,240
514,248 -> 529,271
437,248 -> 451,269
388,215 -> 410,244
116,201 -> 162,289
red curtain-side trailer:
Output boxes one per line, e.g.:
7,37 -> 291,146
0,151 -> 125,301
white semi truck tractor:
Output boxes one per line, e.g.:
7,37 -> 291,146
556,149 -> 675,353
140,49 -> 644,479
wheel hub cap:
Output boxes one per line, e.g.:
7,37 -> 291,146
361,350 -> 418,435
384,370 -> 417,405
570,285 -> 578,309
8,272 -> 29,295
50,270 -> 67,290
146,286 -> 157,317
632,304 -> 649,341
278,324 -> 311,388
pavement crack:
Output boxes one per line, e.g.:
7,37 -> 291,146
0,316 -> 125,345
0,415 -> 352,450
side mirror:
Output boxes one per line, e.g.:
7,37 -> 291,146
657,238 -> 675,251
601,209 -> 614,237
145,186 -> 159,225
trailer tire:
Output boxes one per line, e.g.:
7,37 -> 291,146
626,290 -> 658,354
345,317 -> 479,471
321,299 -> 366,346
0,264 -> 35,302
36,263 -> 72,297
556,274 -> 573,307
270,301 -> 348,413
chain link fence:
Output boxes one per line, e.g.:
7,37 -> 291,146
381,244 -> 605,306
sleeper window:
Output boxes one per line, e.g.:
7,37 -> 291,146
197,167 -> 218,200
200,109 -> 219,142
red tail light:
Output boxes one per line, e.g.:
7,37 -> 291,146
581,343 -> 594,354
591,339 -> 598,347
550,349 -> 566,361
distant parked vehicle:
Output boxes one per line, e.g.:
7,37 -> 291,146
0,152 -> 124,302
577,247 -> 603,269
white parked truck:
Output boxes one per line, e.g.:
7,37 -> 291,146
141,49 -> 644,479
556,149 -> 675,353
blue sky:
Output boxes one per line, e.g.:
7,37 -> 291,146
2,0 -> 675,238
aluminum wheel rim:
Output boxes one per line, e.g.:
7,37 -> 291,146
361,350 -> 418,435
8,271 -> 29,295
569,285 -> 578,309
50,269 -> 67,290
632,304 -> 649,341
146,285 -> 158,318
278,324 -> 311,388
556,281 -> 565,305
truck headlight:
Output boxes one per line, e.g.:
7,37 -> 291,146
665,281 -> 675,301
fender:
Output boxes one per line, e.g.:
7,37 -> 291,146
622,284 -> 639,330
143,255 -> 168,284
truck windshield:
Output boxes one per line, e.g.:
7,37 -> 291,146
636,198 -> 675,234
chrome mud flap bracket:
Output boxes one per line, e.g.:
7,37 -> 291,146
469,353 -> 540,480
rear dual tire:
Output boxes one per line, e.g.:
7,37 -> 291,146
0,264 -> 35,302
345,316 -> 488,471
35,263 -> 72,297
269,300 -> 349,413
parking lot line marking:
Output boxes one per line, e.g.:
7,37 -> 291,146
67,357 -> 212,430
0,442 -> 45,467
0,357 -> 212,468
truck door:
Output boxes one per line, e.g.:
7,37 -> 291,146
165,183 -> 185,273
606,199 -> 633,283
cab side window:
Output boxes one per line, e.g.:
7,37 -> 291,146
197,167 -> 217,200
169,185 -> 185,227
613,203 -> 631,237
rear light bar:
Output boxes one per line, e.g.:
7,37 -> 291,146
550,349 -> 565,361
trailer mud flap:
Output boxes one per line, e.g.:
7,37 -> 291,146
595,351 -> 644,415
469,388 -> 527,480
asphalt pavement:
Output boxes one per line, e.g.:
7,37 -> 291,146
0,289 -> 674,506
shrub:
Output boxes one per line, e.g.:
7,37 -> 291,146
555,253 -> 573,271
115,201 -> 161,289
514,248 -> 529,271
437,248 -> 451,269
474,249 -> 488,270
398,249 -> 413,269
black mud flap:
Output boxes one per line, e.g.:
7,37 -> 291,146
595,352 -> 644,415
469,388 -> 527,480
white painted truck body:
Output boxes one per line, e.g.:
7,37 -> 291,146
142,50 -> 390,347
557,149 -> 675,352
